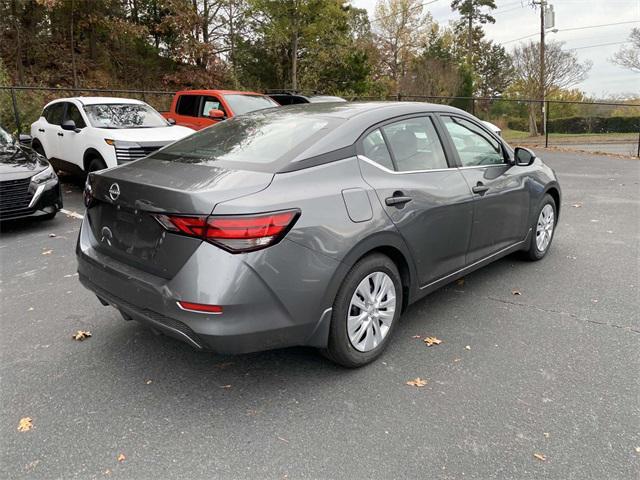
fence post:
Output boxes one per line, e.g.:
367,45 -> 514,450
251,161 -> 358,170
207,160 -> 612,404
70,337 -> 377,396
637,130 -> 639,158
471,98 -> 475,116
545,100 -> 549,148
10,87 -> 21,135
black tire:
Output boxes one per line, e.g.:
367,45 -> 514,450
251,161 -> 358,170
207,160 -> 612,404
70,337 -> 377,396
523,194 -> 557,261
323,253 -> 403,368
87,157 -> 107,173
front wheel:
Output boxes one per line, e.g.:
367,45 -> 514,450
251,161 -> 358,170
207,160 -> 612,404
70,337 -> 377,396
87,157 -> 107,173
323,253 -> 402,368
523,194 -> 557,261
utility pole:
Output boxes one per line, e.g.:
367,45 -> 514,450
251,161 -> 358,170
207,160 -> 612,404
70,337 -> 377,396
534,1 -> 555,136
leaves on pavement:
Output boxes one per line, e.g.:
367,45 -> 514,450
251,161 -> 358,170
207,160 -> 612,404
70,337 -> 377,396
511,289 -> 522,296
220,384 -> 232,389
571,203 -> 582,208
456,278 -> 465,286
48,233 -> 56,237
117,453 -> 126,462
411,335 -> 422,339
533,453 -> 546,462
465,345 -> 471,350
17,417 -> 33,432
423,336 -> 442,347
406,378 -> 427,387
42,250 -> 53,255
71,330 -> 92,341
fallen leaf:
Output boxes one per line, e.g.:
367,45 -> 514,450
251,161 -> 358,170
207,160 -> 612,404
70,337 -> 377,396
511,289 -> 522,296
571,203 -> 582,208
635,446 -> 640,453
533,453 -> 546,462
28,307 -> 34,311
48,233 -> 56,237
543,432 -> 550,438
590,219 -> 599,223
145,380 -> 152,385
406,377 -> 427,387
606,230 -> 613,234
42,250 -> 53,255
71,330 -> 92,341
411,335 -> 422,339
591,299 -> 599,304
104,469 -> 112,476
456,278 -> 465,286
423,336 -> 442,347
17,417 -> 33,432
220,384 -> 232,389
277,436 -> 289,443
117,453 -> 126,462
465,345 -> 471,350
453,358 -> 461,362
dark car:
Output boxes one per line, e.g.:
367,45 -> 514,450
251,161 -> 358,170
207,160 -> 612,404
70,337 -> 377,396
77,102 -> 560,367
0,126 -> 62,221
267,91 -> 347,105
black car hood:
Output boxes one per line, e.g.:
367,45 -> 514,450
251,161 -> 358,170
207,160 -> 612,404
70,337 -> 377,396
0,143 -> 49,178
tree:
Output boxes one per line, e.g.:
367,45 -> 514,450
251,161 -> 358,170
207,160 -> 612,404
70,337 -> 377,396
474,40 -> 512,98
450,0 -> 496,67
373,0 -> 432,95
510,40 -> 591,135
611,28 -> 640,73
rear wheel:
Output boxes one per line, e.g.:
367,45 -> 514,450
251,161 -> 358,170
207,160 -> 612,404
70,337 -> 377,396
523,194 -> 557,261
323,253 -> 402,368
87,157 -> 107,173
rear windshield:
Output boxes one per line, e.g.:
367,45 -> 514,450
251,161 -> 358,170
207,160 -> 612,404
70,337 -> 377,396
224,94 -> 278,115
150,111 -> 342,172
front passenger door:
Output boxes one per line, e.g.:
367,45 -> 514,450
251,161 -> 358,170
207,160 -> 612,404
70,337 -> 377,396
439,115 -> 530,263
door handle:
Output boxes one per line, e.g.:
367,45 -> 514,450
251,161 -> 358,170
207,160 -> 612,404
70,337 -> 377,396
472,183 -> 490,195
38,129 -> 45,133
57,132 -> 64,137
385,193 -> 412,207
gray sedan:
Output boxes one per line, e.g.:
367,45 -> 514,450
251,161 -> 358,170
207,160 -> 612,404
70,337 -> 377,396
77,102 -> 561,367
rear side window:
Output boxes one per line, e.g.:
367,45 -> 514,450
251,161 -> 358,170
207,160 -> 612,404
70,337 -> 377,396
362,129 -> 394,170
176,95 -> 200,117
65,104 -> 86,128
381,117 -> 448,172
45,103 -> 65,125
151,111 -> 343,172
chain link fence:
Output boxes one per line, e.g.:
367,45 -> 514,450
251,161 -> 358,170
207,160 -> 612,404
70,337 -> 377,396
2,86 -> 639,157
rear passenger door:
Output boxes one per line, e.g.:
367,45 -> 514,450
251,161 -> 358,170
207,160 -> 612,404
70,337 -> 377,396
40,102 -> 66,162
357,115 -> 474,287
439,115 -> 530,263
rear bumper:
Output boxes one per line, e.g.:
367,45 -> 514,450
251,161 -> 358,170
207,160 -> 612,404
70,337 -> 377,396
76,215 -> 338,354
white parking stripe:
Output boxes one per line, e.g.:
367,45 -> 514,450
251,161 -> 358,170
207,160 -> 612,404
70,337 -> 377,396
60,209 -> 84,219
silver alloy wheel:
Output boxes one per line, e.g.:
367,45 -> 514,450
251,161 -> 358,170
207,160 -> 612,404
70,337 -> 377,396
347,271 -> 396,352
536,204 -> 555,252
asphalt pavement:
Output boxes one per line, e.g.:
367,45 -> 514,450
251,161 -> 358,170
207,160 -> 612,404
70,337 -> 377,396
1,150 -> 639,479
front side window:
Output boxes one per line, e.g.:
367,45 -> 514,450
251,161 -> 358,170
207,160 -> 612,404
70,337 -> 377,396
381,117 -> 448,172
201,97 -> 226,117
65,104 -> 86,128
442,116 -> 505,167
151,111 -> 341,171
84,103 -> 168,129
0,127 -> 13,147
362,129 -> 393,170
223,94 -> 279,115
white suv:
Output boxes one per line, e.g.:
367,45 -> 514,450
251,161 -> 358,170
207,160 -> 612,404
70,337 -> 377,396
31,97 -> 194,173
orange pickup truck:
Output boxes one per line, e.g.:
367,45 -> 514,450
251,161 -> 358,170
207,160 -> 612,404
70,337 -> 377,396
162,90 -> 279,130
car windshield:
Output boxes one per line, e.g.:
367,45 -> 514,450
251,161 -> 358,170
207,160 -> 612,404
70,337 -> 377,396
223,94 -> 279,115
151,111 -> 341,171
83,103 -> 168,129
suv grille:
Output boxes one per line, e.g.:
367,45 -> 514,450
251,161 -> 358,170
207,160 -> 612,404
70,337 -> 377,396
0,178 -> 33,219
115,145 -> 163,164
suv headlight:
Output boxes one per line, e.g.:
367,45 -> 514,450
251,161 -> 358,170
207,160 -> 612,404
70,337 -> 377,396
31,164 -> 57,184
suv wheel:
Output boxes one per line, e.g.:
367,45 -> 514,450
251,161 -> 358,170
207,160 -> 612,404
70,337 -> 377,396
324,253 -> 402,368
87,157 -> 107,173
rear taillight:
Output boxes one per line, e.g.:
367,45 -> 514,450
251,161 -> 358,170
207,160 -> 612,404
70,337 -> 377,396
153,210 -> 300,253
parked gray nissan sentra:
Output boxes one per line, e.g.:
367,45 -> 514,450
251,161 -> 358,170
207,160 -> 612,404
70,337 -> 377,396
77,102 -> 561,367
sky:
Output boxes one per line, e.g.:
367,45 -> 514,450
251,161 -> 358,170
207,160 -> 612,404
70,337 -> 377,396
351,0 -> 640,97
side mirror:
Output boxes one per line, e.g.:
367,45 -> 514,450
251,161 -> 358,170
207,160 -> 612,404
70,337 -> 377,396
167,118 -> 176,125
514,147 -> 536,166
18,133 -> 32,145
208,109 -> 225,120
61,119 -> 80,133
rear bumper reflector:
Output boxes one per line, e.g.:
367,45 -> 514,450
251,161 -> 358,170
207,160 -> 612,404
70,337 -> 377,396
177,301 -> 223,314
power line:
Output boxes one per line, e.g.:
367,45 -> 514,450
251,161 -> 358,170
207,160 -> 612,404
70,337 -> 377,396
502,19 -> 640,44
570,40 -> 630,50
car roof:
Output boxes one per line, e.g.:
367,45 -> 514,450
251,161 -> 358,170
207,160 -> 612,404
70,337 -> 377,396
175,89 -> 266,96
242,101 -> 472,171
45,97 -> 146,107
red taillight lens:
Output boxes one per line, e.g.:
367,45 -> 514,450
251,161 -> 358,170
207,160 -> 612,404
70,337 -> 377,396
177,301 -> 223,314
153,210 -> 299,253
